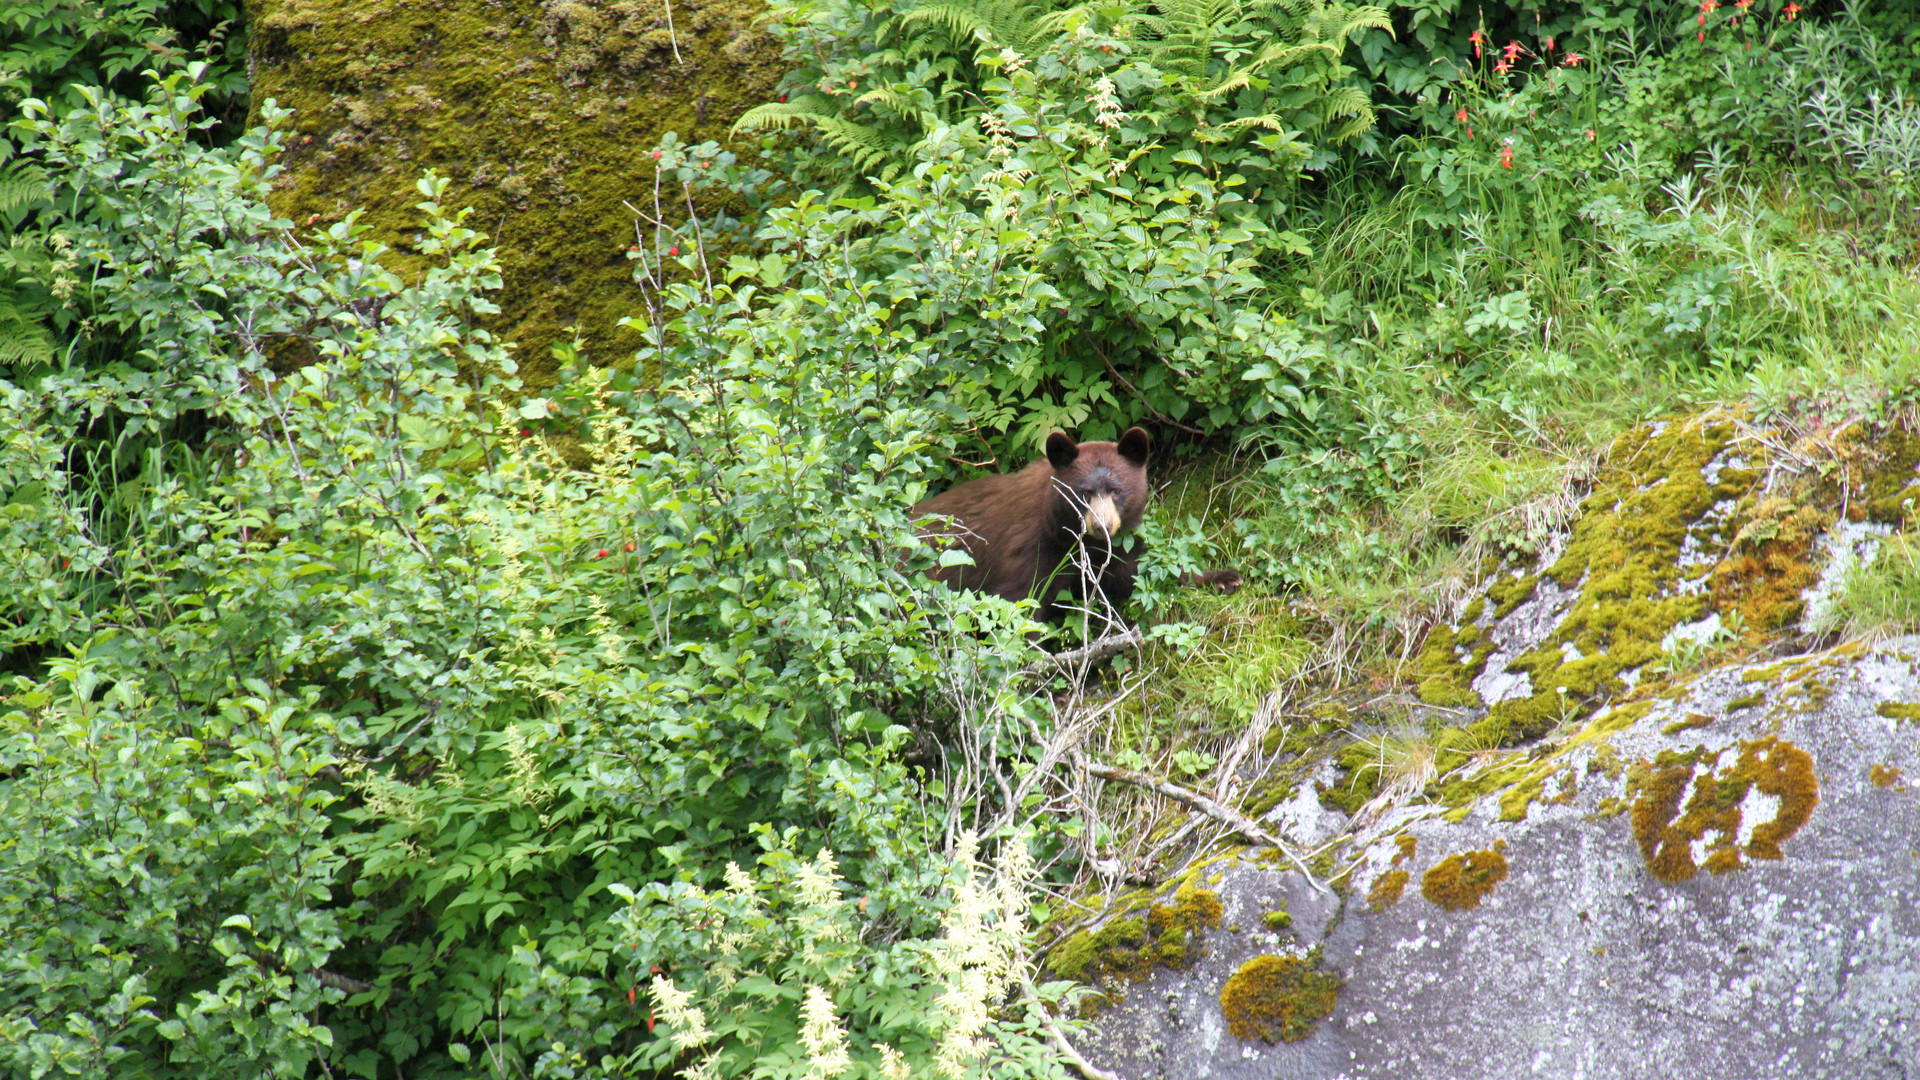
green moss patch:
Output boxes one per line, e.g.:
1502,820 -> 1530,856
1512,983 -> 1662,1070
1661,711 -> 1714,736
249,0 -> 785,379
1367,868 -> 1409,911
1411,617 -> 1495,708
1878,702 -> 1920,722
1219,953 -> 1341,1043
1485,572 -> 1539,619
1870,764 -> 1903,788
1046,884 -> 1223,987
1710,495 -> 1832,635
1420,846 -> 1509,911
1628,736 -> 1819,883
1484,420 -> 1740,740
1858,421 -> 1920,524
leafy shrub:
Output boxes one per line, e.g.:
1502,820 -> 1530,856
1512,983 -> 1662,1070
1,64 -> 1078,1077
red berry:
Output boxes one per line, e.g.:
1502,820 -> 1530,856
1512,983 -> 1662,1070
624,542 -> 636,552
652,149 -> 661,159
668,245 -> 679,256
594,549 -> 610,559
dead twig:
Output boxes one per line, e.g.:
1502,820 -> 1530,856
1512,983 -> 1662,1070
1080,757 -> 1328,893
1020,629 -> 1144,681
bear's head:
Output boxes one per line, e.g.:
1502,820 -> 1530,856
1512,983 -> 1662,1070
1044,427 -> 1149,543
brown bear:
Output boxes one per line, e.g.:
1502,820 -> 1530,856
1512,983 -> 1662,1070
912,428 -> 1239,623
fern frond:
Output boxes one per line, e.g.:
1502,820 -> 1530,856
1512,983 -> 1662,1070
731,95 -> 835,136
810,116 -> 899,174
1310,4 -> 1390,43
902,0 -> 1047,53
0,313 -> 55,367
0,164 -> 49,219
1320,85 -> 1374,121
1211,113 -> 1292,135
1327,112 -> 1374,143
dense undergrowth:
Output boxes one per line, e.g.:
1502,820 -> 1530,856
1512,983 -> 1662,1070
4,0 -> 1920,1076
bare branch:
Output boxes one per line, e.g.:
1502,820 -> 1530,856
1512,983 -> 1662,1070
1021,629 -> 1144,680
1080,757 -> 1328,893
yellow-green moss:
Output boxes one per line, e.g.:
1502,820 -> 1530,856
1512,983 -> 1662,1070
1420,846 -> 1509,911
1859,422 -> 1920,524
1870,763 -> 1902,788
1727,691 -> 1766,712
1219,953 -> 1341,1043
1710,495 -> 1832,635
1411,619 -> 1493,709
1661,711 -> 1714,736
248,0 -> 785,381
1588,741 -> 1624,779
1476,419 -> 1742,741
1629,736 -> 1819,883
1878,702 -> 1920,722
1485,572 -> 1539,619
1367,868 -> 1409,911
1261,908 -> 1293,932
1046,884 -> 1223,986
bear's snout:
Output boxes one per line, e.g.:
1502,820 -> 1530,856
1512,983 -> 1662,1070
1082,493 -> 1122,538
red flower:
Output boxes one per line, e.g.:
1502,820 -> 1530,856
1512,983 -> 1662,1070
1499,144 -> 1515,169
1585,128 -> 1597,141
1544,36 -> 1555,51
1469,29 -> 1484,59
1563,52 -> 1585,66
1502,40 -> 1523,62
1785,0 -> 1800,17
1456,106 -> 1470,123
1495,59 -> 1511,73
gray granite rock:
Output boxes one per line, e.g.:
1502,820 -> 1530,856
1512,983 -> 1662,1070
1080,639 -> 1920,1080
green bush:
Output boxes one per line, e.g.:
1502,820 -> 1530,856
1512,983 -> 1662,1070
1,64 -> 1076,1077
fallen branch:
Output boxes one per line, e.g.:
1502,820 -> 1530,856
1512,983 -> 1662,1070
1080,757 -> 1328,894
1021,629 -> 1144,680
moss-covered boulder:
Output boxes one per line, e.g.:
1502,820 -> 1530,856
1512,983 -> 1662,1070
247,0 -> 784,381
1073,410 -> 1920,1079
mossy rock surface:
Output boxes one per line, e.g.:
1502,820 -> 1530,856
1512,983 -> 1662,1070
1074,410 -> 1920,1080
248,0 -> 784,382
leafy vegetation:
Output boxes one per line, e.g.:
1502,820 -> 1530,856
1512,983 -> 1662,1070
6,0 -> 1920,1076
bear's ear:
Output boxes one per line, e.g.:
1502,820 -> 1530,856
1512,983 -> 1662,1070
1117,427 -> 1150,466
1046,432 -> 1080,470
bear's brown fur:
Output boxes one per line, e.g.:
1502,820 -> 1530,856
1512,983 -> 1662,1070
912,429 -> 1154,622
